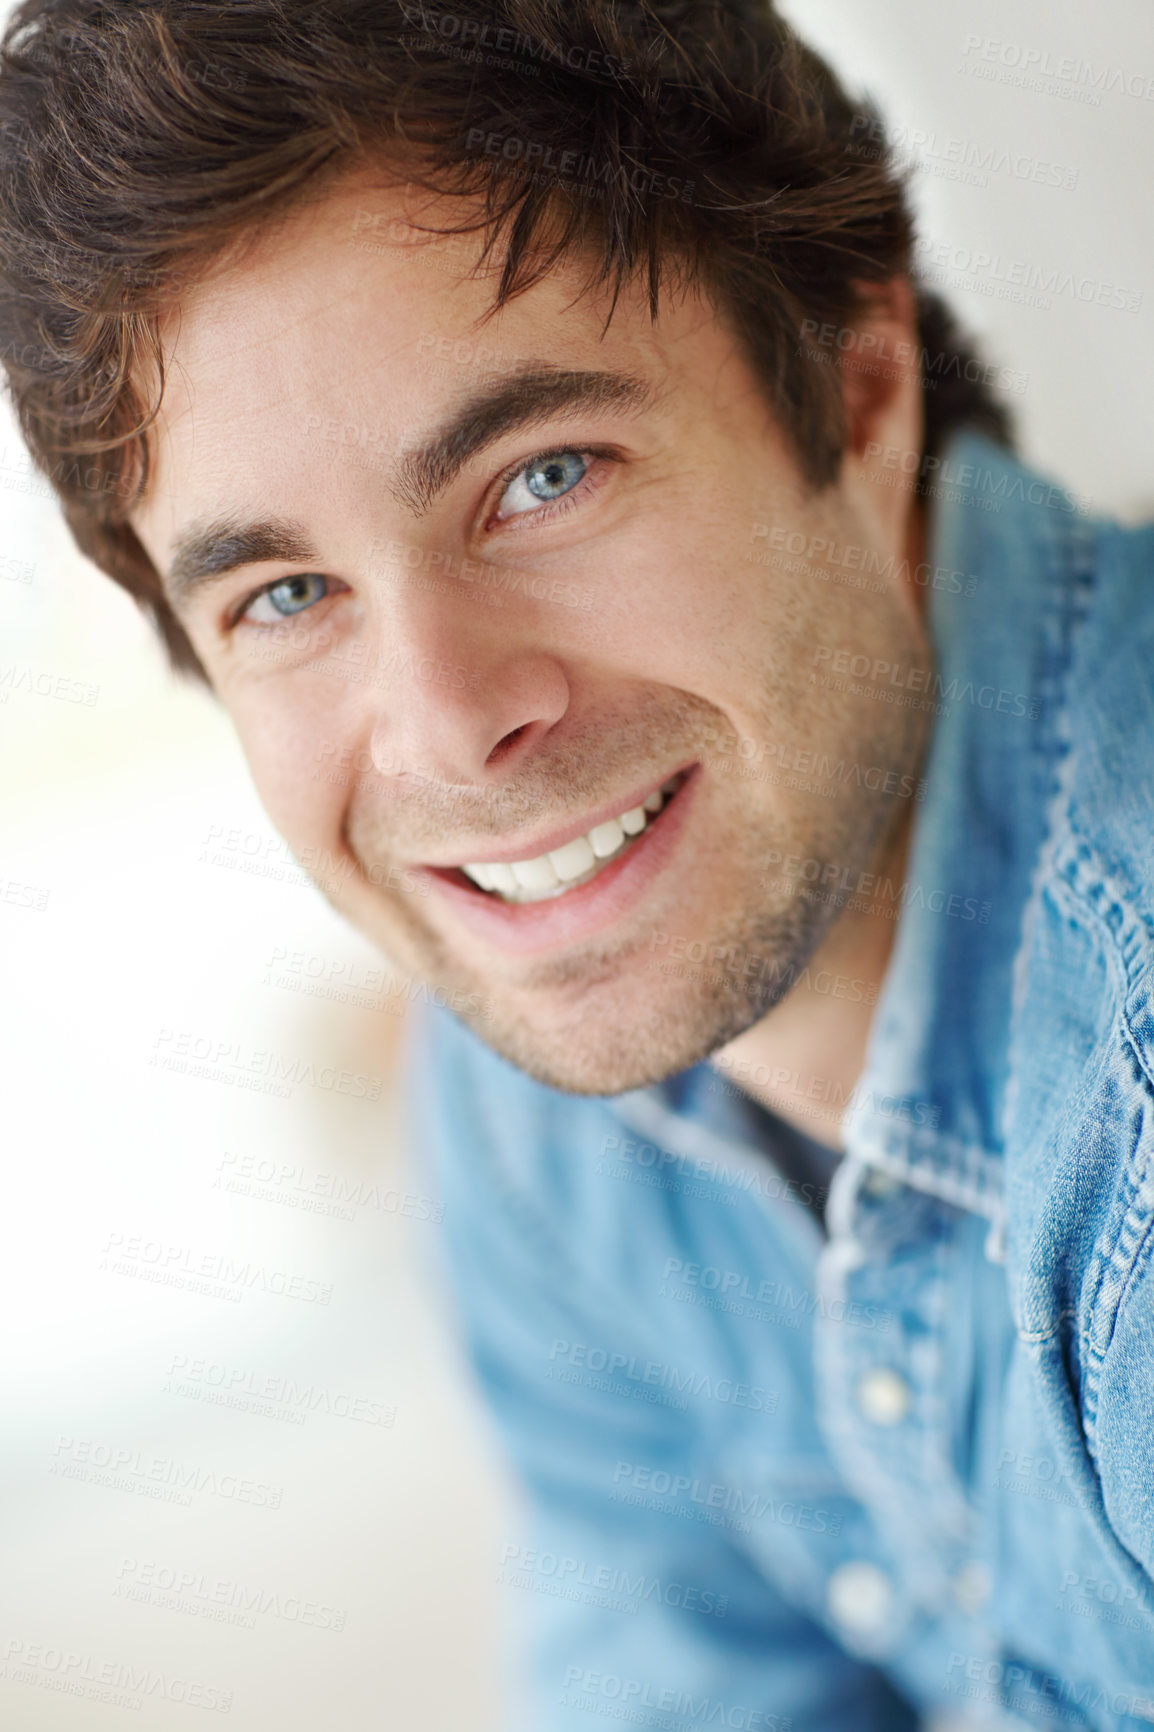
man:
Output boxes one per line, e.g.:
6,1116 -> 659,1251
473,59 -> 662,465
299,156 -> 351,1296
1,1 -> 1152,1726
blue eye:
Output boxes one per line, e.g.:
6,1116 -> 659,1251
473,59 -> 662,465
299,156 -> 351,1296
497,450 -> 590,519
525,452 -> 587,500
242,572 -> 331,624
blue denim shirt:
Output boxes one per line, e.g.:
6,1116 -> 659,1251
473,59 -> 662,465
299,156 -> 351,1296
410,430 -> 1154,1731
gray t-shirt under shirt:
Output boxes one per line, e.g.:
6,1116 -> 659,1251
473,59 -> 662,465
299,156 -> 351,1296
659,1060 -> 844,1232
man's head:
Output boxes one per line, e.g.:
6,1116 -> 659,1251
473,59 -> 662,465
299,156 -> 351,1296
0,0 -> 1011,1092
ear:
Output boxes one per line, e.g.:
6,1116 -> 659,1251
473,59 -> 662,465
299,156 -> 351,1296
836,275 -> 925,547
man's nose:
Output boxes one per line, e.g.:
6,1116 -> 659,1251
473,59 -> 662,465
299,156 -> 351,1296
365,590 -> 571,787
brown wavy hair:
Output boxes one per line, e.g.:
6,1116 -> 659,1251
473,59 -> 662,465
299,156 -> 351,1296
0,0 -> 1012,682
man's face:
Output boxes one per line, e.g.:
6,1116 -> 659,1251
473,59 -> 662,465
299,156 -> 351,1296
132,168 -> 929,1093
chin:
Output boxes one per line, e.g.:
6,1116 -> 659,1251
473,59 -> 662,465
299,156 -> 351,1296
450,967 -> 784,1097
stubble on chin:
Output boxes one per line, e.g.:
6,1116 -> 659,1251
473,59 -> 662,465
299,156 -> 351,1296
461,884 -> 825,1095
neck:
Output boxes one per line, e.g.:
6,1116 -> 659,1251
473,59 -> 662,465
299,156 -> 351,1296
710,795 -> 917,1151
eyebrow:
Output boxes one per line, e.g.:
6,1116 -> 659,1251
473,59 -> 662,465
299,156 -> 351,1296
392,364 -> 657,515
165,518 -> 319,607
162,364 -> 658,608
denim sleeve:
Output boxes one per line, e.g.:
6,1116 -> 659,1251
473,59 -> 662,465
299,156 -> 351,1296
409,1012 -> 922,1732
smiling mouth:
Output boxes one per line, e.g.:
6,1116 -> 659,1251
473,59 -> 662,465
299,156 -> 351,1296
447,770 -> 691,905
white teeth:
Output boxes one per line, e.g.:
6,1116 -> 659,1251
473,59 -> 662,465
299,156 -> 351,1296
458,774 -> 685,903
512,855 -> 559,892
588,818 -> 625,858
549,835 -> 596,882
463,861 -> 521,893
485,862 -> 519,895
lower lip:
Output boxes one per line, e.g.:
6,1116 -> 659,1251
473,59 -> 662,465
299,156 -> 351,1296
415,766 -> 701,958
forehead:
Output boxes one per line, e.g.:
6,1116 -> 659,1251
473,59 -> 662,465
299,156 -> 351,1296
135,168 -> 715,555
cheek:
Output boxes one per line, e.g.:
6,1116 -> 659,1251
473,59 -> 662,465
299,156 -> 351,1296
227,679 -> 362,857
580,515 -> 776,683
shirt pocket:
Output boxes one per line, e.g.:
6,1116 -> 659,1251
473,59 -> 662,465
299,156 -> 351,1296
1079,962 -> 1154,1593
1072,950 -> 1154,1519
992,1329 -> 1154,1725
1001,850 -> 1154,1720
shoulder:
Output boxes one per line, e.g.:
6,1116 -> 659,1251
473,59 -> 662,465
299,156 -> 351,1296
1000,482 -> 1154,1569
406,1003 -> 650,1283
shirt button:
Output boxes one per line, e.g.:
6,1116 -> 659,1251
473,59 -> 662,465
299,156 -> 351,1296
953,1561 -> 992,1615
827,1561 -> 894,1634
856,1366 -> 912,1426
862,1167 -> 901,1200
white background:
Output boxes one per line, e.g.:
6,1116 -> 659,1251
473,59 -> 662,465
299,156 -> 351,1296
777,0 -> 1154,521
1,3 -> 1151,1727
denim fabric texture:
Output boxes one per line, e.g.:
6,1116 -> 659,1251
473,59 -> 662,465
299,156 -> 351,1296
409,430 -> 1154,1731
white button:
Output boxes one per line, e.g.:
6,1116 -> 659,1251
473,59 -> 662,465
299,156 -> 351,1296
827,1561 -> 893,1633
856,1366 -> 912,1426
862,1167 -> 900,1200
953,1560 -> 992,1614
